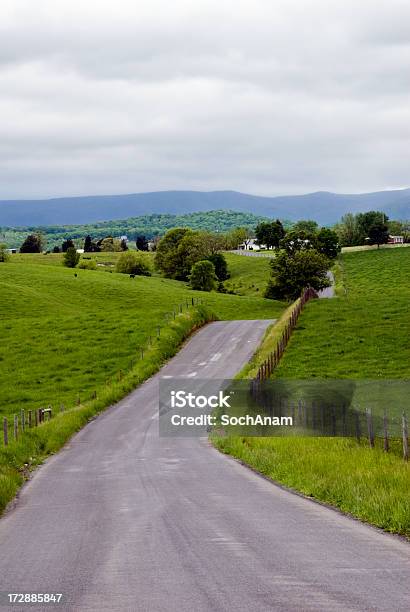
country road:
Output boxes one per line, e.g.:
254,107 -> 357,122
0,320 -> 409,611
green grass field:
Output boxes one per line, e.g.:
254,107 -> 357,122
275,248 -> 410,379
213,248 -> 410,537
0,258 -> 283,419
11,251 -> 273,298
223,253 -> 271,296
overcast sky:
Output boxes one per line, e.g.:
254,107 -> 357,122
0,0 -> 409,199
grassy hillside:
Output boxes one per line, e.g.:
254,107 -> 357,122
0,258 -> 283,418
10,251 -> 273,296
275,248 -> 410,379
224,253 -> 271,296
214,248 -> 410,537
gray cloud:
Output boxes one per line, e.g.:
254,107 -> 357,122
0,0 -> 409,199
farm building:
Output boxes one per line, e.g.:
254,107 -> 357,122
388,235 -> 404,244
238,238 -> 267,251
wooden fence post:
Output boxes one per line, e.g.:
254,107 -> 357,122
383,409 -> 389,452
14,414 -> 18,440
331,406 -> 336,436
35,409 -> 39,427
21,409 -> 25,433
402,412 -> 409,461
366,409 -> 375,448
3,418 -> 8,446
28,410 -> 32,428
341,404 -> 346,437
355,411 -> 361,443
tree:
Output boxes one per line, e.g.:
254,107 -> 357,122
224,227 -> 249,250
63,247 -> 80,268
52,245 -> 60,253
189,260 -> 217,291
357,211 -> 388,240
255,220 -> 285,249
207,253 -> 229,281
279,229 -> 318,255
20,233 -> 43,253
334,213 -> 362,247
115,251 -> 151,276
120,238 -> 128,251
176,231 -> 214,279
136,235 -> 149,251
292,220 -> 319,233
62,238 -> 74,252
155,228 -> 225,280
0,243 -> 10,262
84,235 -> 93,252
316,228 -> 340,259
155,228 -> 190,279
368,222 -> 389,248
198,231 -> 225,254
265,250 -> 330,300
100,237 -> 122,252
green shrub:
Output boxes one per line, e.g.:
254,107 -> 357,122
115,251 -> 152,276
0,244 -> 10,262
63,247 -> 80,268
78,259 -> 97,270
207,253 -> 230,281
189,260 -> 217,291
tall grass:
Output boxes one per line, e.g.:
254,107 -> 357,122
213,436 -> 410,536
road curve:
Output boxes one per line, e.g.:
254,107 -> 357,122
0,320 -> 409,611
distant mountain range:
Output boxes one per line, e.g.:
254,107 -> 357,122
0,189 -> 409,227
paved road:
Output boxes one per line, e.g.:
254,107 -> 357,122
0,320 -> 409,611
317,271 -> 335,298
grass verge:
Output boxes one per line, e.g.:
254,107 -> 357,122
212,436 -> 410,537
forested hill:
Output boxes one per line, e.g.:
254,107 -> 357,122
0,210 -> 274,250
0,188 -> 409,226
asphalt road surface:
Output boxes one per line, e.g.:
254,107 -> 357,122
0,320 -> 409,611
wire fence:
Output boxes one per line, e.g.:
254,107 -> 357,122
248,285 -> 409,460
252,286 -> 317,383
245,390 -> 409,460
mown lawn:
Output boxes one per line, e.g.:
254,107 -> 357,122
213,248 -> 410,537
0,259 -> 283,418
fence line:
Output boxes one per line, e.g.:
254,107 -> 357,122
252,286 -> 318,387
